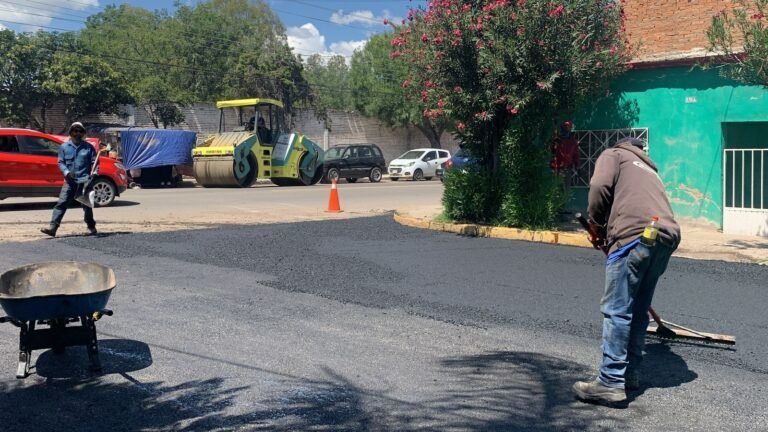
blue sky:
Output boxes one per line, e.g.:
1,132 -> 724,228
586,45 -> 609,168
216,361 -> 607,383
0,0 -> 423,59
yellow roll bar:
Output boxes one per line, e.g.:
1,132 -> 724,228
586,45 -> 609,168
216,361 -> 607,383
216,98 -> 284,109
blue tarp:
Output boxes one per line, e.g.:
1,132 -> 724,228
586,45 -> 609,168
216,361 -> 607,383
120,129 -> 196,170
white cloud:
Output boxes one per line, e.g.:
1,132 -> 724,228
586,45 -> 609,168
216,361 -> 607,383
286,22 -> 368,63
0,0 -> 99,29
330,40 -> 367,58
330,9 -> 402,27
286,23 -> 327,57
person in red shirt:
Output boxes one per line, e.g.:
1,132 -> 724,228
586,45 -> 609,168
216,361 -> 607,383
550,121 -> 580,176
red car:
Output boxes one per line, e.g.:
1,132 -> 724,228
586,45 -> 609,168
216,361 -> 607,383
0,128 -> 128,207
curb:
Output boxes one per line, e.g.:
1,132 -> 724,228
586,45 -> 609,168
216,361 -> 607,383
393,212 -> 594,249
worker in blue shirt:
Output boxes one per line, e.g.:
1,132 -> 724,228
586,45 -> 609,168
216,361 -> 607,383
41,122 -> 99,237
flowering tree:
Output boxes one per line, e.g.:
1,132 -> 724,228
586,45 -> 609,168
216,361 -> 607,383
392,0 -> 631,226
707,0 -> 768,87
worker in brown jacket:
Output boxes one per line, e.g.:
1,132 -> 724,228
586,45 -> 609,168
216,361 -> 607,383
573,137 -> 681,405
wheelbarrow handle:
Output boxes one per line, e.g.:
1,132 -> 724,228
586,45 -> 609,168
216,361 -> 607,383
92,309 -> 113,321
0,316 -> 22,327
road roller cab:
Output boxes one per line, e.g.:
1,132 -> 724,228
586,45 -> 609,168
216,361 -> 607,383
192,98 -> 324,187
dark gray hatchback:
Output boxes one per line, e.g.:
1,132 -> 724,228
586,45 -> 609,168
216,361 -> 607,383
322,144 -> 387,183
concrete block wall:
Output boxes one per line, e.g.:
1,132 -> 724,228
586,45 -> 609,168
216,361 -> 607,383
32,102 -> 457,165
624,0 -> 741,61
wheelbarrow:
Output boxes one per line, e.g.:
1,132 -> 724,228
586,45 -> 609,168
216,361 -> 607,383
0,262 -> 116,378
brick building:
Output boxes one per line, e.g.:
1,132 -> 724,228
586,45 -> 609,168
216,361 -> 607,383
572,0 -> 768,236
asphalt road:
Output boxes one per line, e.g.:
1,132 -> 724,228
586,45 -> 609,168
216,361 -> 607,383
0,216 -> 766,431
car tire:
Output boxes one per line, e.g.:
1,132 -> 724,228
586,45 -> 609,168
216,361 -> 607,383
413,169 -> 424,181
91,177 -> 117,207
369,167 -> 382,183
346,178 -> 358,183
391,177 -> 399,181
325,168 -> 340,183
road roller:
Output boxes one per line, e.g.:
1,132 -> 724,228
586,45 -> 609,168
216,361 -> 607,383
192,98 -> 324,187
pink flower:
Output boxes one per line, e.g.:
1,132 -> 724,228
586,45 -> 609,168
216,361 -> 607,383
549,5 -> 565,17
437,98 -> 445,109
517,0 -> 526,6
506,104 -> 518,115
383,18 -> 389,25
475,111 -> 489,120
453,86 -> 463,93
402,79 -> 410,88
457,122 -> 465,131
421,33 -> 429,43
537,81 -> 547,89
390,51 -> 402,59
596,61 -> 604,68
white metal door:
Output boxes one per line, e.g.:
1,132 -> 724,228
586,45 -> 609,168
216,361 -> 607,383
723,149 -> 768,237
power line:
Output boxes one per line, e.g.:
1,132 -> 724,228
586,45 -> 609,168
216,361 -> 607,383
286,0 -> 386,25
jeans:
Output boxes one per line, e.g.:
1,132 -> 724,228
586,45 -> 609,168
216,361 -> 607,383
51,181 -> 96,229
598,241 -> 676,388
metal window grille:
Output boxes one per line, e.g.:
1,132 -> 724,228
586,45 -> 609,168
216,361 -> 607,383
723,149 -> 768,210
568,128 -> 649,188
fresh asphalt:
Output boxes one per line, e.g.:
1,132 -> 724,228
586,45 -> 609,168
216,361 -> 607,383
0,215 -> 766,431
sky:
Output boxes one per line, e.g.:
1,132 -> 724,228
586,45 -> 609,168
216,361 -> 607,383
0,0 -> 423,59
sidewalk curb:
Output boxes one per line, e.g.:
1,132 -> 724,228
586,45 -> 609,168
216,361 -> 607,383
393,212 -> 594,249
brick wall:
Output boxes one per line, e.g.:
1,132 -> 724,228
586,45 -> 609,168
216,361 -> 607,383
625,0 -> 742,62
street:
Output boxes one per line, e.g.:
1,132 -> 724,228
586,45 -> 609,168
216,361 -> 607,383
0,206 -> 766,430
0,180 -> 444,242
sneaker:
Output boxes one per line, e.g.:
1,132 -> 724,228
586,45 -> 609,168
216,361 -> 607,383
625,370 -> 640,391
40,227 -> 57,238
86,227 -> 98,236
573,379 -> 627,404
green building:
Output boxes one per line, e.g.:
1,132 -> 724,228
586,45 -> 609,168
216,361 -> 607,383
571,65 -> 768,237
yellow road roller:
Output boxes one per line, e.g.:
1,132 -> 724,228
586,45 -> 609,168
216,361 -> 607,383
192,98 -> 324,187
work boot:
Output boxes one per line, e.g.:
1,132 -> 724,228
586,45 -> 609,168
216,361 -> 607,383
573,379 -> 627,405
625,370 -> 640,391
86,226 -> 98,236
40,226 -> 57,238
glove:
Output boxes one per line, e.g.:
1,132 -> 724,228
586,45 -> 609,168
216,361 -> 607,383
65,171 -> 76,181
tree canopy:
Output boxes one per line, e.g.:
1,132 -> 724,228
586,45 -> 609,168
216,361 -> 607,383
707,0 -> 768,87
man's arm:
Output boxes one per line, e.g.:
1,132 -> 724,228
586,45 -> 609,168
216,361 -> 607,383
587,150 -> 619,226
58,145 -> 70,177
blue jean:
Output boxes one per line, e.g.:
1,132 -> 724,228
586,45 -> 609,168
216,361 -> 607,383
598,241 -> 676,388
51,181 -> 95,229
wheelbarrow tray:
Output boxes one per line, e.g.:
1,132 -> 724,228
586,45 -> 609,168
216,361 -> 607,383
0,262 -> 116,321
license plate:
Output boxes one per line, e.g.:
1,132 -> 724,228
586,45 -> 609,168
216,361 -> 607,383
391,168 -> 401,174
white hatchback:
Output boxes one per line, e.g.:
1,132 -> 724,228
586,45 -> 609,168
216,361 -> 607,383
388,148 -> 451,181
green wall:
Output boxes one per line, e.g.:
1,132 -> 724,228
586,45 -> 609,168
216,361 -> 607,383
576,67 -> 768,227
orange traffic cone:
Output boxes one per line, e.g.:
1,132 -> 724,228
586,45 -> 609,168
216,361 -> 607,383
326,178 -> 343,213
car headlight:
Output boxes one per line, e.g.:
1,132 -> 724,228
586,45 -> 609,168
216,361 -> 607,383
115,162 -> 125,170
407,161 -> 415,167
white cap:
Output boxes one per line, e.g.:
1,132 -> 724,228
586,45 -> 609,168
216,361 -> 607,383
69,122 -> 86,132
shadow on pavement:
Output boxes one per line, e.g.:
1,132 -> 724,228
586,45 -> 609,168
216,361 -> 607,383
726,239 -> 768,250
629,342 -> 698,402
35,339 -> 153,379
1,348 -> 631,430
0,200 -> 140,212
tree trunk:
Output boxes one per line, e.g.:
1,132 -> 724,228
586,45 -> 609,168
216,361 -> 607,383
415,122 -> 443,148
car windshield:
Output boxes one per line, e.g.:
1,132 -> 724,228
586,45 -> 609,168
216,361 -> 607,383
398,150 -> 425,160
325,147 -> 348,159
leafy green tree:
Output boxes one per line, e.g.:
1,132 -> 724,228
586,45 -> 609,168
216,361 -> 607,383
394,0 -> 630,227
81,4 -> 186,127
0,30 -> 56,129
302,54 -> 353,111
44,51 -> 133,125
350,34 -> 448,148
707,0 -> 768,86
